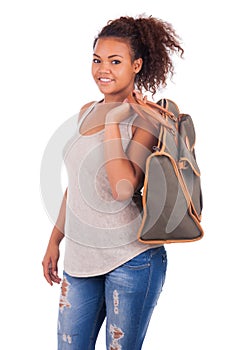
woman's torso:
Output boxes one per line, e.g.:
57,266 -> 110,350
63,101 -> 160,277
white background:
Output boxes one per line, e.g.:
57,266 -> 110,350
1,0 -> 232,349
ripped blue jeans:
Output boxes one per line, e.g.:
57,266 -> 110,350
57,246 -> 167,350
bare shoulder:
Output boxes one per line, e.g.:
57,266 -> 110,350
78,101 -> 96,121
132,115 -> 156,136
131,115 -> 158,150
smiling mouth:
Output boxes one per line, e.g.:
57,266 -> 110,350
98,77 -> 113,83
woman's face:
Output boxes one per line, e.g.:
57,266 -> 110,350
92,37 -> 142,103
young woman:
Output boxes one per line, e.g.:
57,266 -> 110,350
42,15 -> 184,349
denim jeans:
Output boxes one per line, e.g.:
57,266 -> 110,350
57,246 -> 167,350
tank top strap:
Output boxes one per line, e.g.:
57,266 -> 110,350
119,112 -> 138,140
127,113 -> 138,138
77,101 -> 99,131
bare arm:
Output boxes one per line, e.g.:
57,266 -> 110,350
104,104 -> 157,201
42,189 -> 67,285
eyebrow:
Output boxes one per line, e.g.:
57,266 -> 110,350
93,53 -> 123,59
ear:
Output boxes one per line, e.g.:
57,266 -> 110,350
133,58 -> 143,73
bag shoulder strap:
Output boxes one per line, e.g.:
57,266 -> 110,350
127,93 -> 176,132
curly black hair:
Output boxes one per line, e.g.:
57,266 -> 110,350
93,15 -> 184,96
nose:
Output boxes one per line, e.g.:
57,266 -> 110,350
98,61 -> 111,73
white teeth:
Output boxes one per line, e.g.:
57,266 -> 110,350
100,78 -> 111,82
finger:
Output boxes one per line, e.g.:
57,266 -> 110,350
42,259 -> 53,286
133,89 -> 143,101
50,260 -> 62,284
50,269 -> 62,284
43,266 -> 53,285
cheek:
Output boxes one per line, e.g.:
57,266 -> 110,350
119,67 -> 136,82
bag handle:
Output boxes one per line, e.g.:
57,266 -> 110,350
126,92 -> 176,132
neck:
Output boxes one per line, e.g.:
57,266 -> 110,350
103,90 -> 134,104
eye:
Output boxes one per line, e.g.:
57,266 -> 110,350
93,58 -> 101,64
112,59 -> 121,65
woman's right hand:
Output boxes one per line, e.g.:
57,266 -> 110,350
42,240 -> 62,286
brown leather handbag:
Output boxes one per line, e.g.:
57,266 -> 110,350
128,93 -> 204,244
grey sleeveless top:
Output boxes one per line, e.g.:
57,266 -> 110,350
63,102 -> 160,277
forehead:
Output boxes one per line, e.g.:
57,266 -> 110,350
93,37 -> 131,57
